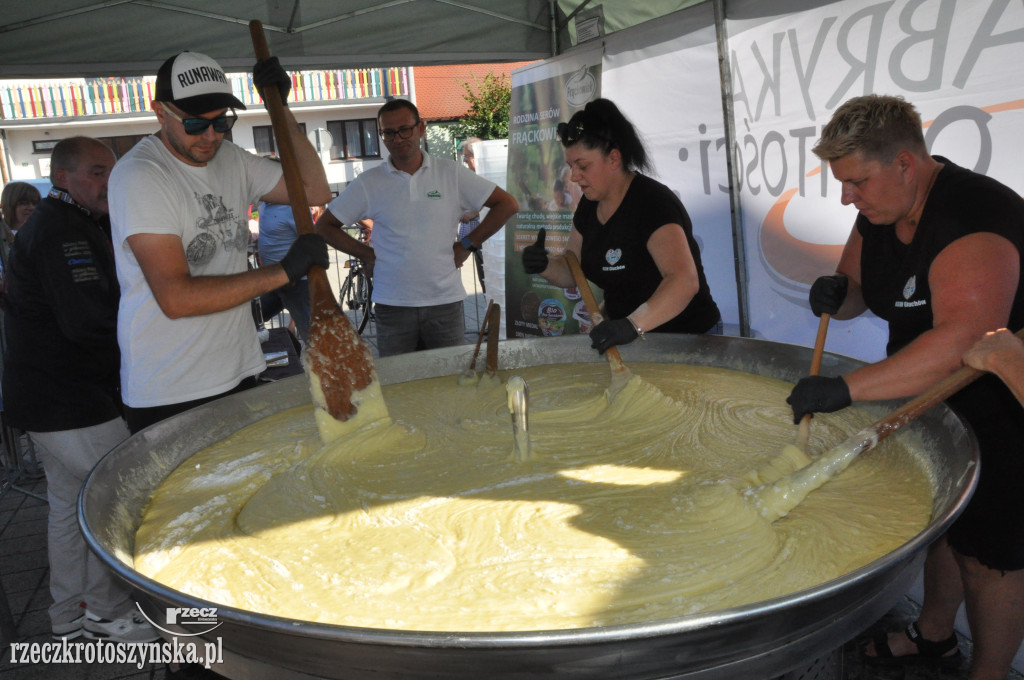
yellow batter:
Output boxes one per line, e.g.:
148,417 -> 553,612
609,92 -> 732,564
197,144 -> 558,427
134,363 -> 932,632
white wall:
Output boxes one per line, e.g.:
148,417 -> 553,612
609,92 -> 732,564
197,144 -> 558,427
3,117 -> 153,180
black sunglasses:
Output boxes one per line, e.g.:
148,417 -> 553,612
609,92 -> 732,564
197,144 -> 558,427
557,119 -> 610,146
162,104 -> 237,136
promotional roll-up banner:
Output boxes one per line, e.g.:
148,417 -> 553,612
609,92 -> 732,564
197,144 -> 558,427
507,54 -> 602,339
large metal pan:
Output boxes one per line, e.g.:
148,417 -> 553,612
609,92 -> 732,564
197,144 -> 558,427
81,334 -> 978,680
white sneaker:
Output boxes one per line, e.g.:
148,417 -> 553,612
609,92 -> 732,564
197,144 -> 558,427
83,609 -> 160,643
51,614 -> 84,640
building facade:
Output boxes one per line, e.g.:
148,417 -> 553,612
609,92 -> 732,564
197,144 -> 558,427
0,67 -> 414,196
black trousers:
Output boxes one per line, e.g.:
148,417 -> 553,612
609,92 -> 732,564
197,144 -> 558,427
123,375 -> 262,434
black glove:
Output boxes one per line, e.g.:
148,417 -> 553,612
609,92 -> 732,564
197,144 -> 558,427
280,233 -> 328,283
809,275 -> 848,317
786,375 -> 852,424
589,318 -> 638,355
522,228 -> 549,274
253,56 -> 291,106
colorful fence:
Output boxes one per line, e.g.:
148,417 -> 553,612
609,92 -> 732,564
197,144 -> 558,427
0,67 -> 410,120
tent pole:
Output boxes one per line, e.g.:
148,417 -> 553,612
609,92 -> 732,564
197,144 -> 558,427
548,0 -> 559,56
713,0 -> 750,338
0,131 -> 9,186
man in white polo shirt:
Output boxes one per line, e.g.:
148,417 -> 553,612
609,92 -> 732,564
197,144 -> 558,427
315,99 -> 518,356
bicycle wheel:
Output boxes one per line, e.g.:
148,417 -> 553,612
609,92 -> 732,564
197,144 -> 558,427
339,269 -> 373,335
353,272 -> 373,334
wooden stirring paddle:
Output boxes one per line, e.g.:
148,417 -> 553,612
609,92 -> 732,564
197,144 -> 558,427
795,313 -> 831,452
564,251 -> 632,398
250,20 -> 383,440
460,299 -> 494,384
753,326 -> 1024,522
485,301 -> 501,377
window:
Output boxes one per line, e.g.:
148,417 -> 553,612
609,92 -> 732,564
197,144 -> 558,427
97,134 -> 152,158
326,118 -> 379,160
253,123 -> 305,157
32,139 -> 60,154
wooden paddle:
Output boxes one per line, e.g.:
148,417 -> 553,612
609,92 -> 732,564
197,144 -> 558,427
795,313 -> 831,451
462,299 -> 494,381
250,20 -> 380,436
753,327 -> 1024,522
485,301 -> 501,377
564,251 -> 632,397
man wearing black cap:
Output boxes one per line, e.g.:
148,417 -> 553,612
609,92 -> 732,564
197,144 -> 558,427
109,51 -> 331,433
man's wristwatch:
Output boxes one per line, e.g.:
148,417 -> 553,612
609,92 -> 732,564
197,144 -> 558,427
460,235 -> 479,252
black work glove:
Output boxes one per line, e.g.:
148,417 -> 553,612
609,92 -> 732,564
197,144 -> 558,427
809,275 -> 848,317
253,56 -> 291,106
589,318 -> 638,355
522,228 -> 549,274
786,375 -> 852,424
280,233 -> 328,283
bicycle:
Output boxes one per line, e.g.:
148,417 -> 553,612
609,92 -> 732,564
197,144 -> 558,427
338,222 -> 374,335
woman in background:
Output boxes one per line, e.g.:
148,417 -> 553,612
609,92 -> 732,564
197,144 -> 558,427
0,181 -> 42,288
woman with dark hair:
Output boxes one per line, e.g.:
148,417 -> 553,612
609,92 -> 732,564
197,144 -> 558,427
0,181 -> 43,286
522,98 -> 720,353
1,181 -> 42,239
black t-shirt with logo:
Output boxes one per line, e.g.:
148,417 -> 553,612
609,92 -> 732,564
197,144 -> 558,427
574,174 -> 720,333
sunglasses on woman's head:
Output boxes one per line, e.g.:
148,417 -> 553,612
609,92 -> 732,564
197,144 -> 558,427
557,119 -> 611,147
557,121 -> 586,145
162,104 -> 238,136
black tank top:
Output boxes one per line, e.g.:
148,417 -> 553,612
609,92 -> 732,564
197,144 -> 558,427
858,157 -> 1024,441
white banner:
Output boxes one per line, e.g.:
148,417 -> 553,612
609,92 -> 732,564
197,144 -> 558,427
602,2 -> 741,330
727,0 -> 1024,360
509,0 -> 1024,362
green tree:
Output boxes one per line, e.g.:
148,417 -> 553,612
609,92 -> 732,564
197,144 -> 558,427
451,72 -> 511,140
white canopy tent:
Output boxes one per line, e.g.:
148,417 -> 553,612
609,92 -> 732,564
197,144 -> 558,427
0,0 -> 704,77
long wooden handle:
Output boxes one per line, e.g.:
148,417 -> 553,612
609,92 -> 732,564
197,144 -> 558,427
468,299 -> 494,372
563,251 -> 625,371
249,20 -> 314,239
485,302 -> 501,376
759,327 -> 1024,522
796,313 -> 830,450
860,327 -> 1024,444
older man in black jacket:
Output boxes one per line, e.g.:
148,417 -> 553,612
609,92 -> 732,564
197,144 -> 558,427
2,136 -> 157,644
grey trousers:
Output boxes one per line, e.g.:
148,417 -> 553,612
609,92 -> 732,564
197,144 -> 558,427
30,418 -> 133,628
374,301 -> 467,357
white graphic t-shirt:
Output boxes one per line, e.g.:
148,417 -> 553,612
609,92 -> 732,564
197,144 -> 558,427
110,136 -> 282,407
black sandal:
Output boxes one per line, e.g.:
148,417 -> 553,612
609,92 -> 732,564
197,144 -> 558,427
864,621 -> 962,666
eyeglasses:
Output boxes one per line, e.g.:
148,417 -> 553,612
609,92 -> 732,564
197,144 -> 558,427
161,104 -> 237,136
379,122 -> 420,142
